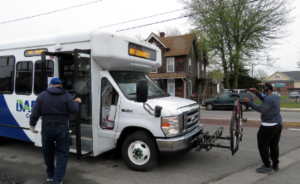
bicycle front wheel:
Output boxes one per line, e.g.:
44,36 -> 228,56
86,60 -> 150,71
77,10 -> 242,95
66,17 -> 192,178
230,113 -> 238,155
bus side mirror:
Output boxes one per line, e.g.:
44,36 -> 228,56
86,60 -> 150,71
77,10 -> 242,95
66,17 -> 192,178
136,79 -> 148,103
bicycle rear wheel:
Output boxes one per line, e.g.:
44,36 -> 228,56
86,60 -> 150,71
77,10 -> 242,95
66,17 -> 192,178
230,113 -> 239,155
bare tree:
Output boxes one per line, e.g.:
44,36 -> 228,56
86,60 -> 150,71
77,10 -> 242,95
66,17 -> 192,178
135,34 -> 142,40
157,26 -> 182,37
180,0 -> 295,88
254,69 -> 269,82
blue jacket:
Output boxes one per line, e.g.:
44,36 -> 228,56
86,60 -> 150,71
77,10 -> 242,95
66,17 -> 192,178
247,94 -> 282,124
30,87 -> 79,126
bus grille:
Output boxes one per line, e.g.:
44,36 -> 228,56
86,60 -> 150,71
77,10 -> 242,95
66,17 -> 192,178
179,105 -> 200,133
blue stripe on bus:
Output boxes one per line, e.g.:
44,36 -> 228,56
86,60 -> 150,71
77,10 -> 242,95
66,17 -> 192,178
0,94 -> 31,142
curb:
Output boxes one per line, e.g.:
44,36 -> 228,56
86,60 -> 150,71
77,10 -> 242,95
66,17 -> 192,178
209,147 -> 300,184
199,106 -> 300,112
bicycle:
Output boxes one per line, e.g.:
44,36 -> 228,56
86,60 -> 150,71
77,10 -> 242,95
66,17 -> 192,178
229,89 -> 248,155
193,89 -> 249,156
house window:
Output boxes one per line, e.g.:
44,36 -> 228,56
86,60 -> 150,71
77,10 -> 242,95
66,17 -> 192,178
188,58 -> 191,73
275,75 -> 280,79
188,80 -> 192,96
201,64 -> 204,76
287,82 -> 292,85
167,57 -> 174,72
150,69 -> 157,73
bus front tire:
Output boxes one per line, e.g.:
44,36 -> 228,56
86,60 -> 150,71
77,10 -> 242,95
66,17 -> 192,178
122,131 -> 158,171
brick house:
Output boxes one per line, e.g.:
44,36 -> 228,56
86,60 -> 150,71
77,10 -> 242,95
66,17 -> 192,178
263,71 -> 300,95
146,32 -> 211,99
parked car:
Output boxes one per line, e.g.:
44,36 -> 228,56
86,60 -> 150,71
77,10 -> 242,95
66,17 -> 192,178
202,91 -> 255,111
289,92 -> 300,99
272,91 -> 281,97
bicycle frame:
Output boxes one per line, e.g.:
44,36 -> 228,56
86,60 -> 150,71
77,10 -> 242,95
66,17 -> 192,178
232,97 -> 242,135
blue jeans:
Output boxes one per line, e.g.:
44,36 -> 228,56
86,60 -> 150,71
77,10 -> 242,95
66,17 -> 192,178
42,123 -> 69,184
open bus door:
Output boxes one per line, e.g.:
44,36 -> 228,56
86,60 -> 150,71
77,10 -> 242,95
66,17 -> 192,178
41,50 -> 93,160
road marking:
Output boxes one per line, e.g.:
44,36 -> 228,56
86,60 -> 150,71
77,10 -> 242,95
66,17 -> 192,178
209,148 -> 300,184
288,128 -> 300,131
285,122 -> 300,126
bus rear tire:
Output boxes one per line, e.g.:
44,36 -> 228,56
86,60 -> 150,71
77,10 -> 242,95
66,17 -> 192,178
122,130 -> 158,171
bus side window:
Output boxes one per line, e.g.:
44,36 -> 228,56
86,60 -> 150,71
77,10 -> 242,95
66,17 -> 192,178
15,61 -> 33,95
100,78 -> 119,129
0,56 -> 15,94
34,60 -> 54,94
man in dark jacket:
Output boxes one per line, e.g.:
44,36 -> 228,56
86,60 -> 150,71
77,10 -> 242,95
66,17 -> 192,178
244,83 -> 282,173
30,78 -> 81,184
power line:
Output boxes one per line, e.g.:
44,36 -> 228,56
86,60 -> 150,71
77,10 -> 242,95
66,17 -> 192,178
0,0 -> 103,25
99,1 -> 223,29
116,0 -> 259,32
99,8 -> 186,29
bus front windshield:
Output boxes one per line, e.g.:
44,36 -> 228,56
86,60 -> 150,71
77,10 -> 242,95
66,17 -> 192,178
110,71 -> 168,100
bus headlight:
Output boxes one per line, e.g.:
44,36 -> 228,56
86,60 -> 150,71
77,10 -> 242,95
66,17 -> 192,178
161,116 -> 179,137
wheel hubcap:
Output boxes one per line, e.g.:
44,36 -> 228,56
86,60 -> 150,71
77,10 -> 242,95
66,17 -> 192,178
128,141 -> 150,165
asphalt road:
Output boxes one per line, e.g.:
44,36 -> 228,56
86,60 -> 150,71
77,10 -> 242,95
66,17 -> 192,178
1,124 -> 300,184
200,109 -> 300,122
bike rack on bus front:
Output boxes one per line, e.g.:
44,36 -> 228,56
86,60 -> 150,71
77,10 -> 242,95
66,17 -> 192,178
194,127 -> 232,152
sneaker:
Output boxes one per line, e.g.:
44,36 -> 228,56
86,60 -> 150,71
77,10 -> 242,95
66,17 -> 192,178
47,178 -> 53,182
272,165 -> 279,172
256,165 -> 272,173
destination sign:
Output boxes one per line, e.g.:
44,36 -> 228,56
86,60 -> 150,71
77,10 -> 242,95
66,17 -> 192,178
24,49 -> 48,57
128,43 -> 156,61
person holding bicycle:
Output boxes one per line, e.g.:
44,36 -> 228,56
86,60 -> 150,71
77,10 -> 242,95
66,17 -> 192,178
249,86 -> 267,101
243,83 -> 282,173
249,87 -> 266,101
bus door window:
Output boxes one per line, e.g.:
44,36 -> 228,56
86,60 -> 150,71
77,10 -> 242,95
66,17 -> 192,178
59,53 -> 92,125
100,78 -> 119,129
0,56 -> 15,94
34,60 -> 54,94
15,61 -> 33,95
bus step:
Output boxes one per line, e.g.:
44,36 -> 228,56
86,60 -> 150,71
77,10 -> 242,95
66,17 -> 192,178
69,135 -> 93,152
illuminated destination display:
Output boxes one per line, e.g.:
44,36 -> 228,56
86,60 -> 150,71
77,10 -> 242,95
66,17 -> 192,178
24,49 -> 48,57
128,43 -> 156,61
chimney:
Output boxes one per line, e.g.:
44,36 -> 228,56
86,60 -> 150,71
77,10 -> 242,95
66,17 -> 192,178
160,32 -> 165,37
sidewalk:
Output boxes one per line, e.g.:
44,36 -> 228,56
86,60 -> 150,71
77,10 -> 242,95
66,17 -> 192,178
209,147 -> 300,184
199,106 -> 300,112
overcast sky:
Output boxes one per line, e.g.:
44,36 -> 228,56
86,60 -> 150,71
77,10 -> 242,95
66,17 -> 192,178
0,0 -> 299,76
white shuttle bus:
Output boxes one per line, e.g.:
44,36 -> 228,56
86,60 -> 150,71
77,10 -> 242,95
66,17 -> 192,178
0,28 -> 203,171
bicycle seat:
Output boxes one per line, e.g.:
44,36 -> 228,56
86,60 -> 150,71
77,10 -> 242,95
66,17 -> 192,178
230,93 -> 240,99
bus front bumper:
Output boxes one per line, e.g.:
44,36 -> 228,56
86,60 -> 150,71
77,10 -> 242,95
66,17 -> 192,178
156,124 -> 203,155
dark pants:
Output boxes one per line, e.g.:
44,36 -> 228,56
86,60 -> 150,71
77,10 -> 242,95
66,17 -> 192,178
42,124 -> 69,184
257,124 -> 282,168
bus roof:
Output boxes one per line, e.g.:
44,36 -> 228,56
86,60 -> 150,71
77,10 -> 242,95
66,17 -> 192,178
0,29 -> 93,51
